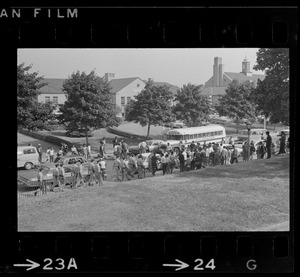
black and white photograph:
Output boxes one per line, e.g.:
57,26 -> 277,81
17,48 -> 290,232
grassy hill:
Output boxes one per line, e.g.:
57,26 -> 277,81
18,155 -> 290,232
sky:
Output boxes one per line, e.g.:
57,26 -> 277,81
17,48 -> 264,87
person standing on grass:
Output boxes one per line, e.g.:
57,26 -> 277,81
278,132 -> 286,154
150,151 -> 158,176
94,160 -> 104,186
137,154 -> 145,179
71,145 -> 78,155
169,151 -> 175,173
249,141 -> 256,160
259,141 -> 267,159
58,164 -> 66,190
161,153 -> 167,175
49,147 -> 55,163
139,140 -> 147,154
265,131 -> 272,158
82,144 -> 87,159
113,156 -> 122,181
50,164 -> 60,192
121,140 -> 129,160
37,144 -> 43,163
128,154 -> 137,178
87,159 -> 95,186
185,154 -> 191,171
35,167 -> 46,196
76,161 -> 85,187
99,141 -> 104,158
112,136 -> 119,148
46,147 -> 51,162
221,146 -> 228,165
230,145 -> 239,164
165,153 -> 171,173
70,163 -> 78,188
179,150 -> 185,172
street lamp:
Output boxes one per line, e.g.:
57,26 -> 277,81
245,121 -> 252,161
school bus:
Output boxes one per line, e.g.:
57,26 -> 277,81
165,124 -> 226,153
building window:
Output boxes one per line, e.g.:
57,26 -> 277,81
121,97 -> 125,106
127,97 -> 131,104
52,96 -> 58,104
45,96 -> 50,103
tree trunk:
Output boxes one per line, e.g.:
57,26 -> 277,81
85,128 -> 89,145
236,116 -> 239,134
146,123 -> 151,139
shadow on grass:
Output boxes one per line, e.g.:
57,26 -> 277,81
173,155 -> 290,180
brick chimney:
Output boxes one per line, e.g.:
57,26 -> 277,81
213,57 -> 222,86
219,63 -> 224,86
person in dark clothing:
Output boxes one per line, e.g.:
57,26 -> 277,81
150,151 -> 158,176
112,136 -> 119,148
265,131 -> 272,158
278,132 -> 286,154
179,151 -> 185,172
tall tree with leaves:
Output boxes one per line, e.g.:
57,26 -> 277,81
215,80 -> 257,132
58,70 -> 121,144
17,63 -> 56,131
125,81 -> 174,139
173,83 -> 212,127
252,48 -> 289,124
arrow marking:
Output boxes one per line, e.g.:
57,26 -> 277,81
14,259 -> 40,271
163,259 -> 189,271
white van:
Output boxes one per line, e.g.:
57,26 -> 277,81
17,146 -> 39,170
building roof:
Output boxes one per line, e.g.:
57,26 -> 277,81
39,77 -> 144,95
224,72 -> 265,83
109,77 -> 143,93
201,86 -> 227,96
39,78 -> 65,94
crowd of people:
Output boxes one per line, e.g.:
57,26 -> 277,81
31,131 -> 290,193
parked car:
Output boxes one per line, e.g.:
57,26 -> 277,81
17,146 -> 39,170
53,155 -> 88,166
128,140 -> 166,154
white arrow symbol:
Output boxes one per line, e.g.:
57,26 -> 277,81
163,259 -> 189,271
14,259 -> 40,271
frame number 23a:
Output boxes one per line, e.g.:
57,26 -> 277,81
43,258 -> 77,271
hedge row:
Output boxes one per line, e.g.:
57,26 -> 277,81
106,127 -> 151,141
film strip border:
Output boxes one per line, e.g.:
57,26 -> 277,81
6,233 -> 292,272
0,7 -> 297,46
2,6 -> 296,273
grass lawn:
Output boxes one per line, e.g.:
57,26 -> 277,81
18,155 -> 290,232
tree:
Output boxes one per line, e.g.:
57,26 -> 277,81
173,83 -> 212,127
215,80 -> 257,132
125,81 -> 174,139
252,48 -> 289,125
58,70 -> 121,144
17,63 -> 56,131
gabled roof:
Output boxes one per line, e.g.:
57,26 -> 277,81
110,77 -> 144,93
39,78 -> 65,94
224,72 -> 265,83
